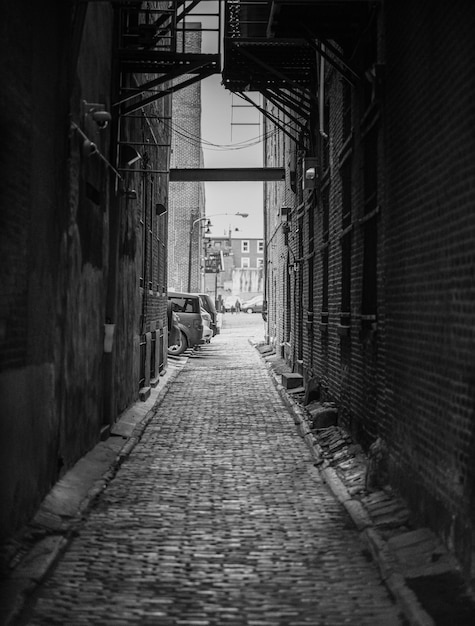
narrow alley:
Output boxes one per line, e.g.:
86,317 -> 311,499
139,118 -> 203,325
19,317 -> 403,626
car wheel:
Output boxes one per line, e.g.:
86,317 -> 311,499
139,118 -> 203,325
246,308 -> 253,314
168,331 -> 188,356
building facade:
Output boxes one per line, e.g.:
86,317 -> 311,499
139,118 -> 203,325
222,0 -> 475,582
0,1 -> 207,541
168,24 -> 206,294
204,235 -> 264,304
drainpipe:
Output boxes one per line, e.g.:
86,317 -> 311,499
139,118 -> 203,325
262,183 -> 269,335
319,49 -> 328,140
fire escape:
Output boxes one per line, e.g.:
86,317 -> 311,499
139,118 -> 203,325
222,0 -> 379,146
112,1 -> 222,175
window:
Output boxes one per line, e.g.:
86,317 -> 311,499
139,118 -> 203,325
308,202 -> 315,254
258,240 -> 264,252
322,186 -> 329,243
169,296 -> 200,314
342,80 -> 352,140
322,248 -> 329,319
139,178 -> 146,289
322,98 -> 330,173
341,234 -> 351,323
156,196 -> 166,293
362,126 -> 378,320
340,159 -> 352,324
285,254 -> 291,342
257,257 -> 264,269
241,240 -> 249,253
241,257 -> 250,268
364,126 -> 378,214
321,188 -> 329,322
148,181 -> 154,291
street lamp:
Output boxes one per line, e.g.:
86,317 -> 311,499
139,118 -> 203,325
187,212 -> 248,292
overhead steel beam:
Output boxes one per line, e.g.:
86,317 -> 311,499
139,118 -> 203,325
169,168 -> 285,182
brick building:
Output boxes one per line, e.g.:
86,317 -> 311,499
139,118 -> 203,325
203,235 -> 264,303
0,2 -> 191,541
168,24 -> 206,294
223,0 -> 475,581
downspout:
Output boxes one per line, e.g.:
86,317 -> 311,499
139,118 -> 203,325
319,49 -> 328,140
262,100 -> 269,336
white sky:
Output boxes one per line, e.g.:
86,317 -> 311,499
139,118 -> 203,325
201,75 -> 264,239
183,3 -> 268,239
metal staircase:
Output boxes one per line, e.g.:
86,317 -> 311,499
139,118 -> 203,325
114,1 -> 222,116
222,0 -> 378,144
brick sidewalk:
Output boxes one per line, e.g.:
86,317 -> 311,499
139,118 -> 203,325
11,325 -> 403,625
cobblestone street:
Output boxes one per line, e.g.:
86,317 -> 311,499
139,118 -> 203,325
22,316 -> 403,625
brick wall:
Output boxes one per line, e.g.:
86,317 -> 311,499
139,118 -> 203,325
168,26 -> 205,293
383,0 -> 475,576
0,1 -> 172,540
264,0 -> 475,578
0,2 -> 113,538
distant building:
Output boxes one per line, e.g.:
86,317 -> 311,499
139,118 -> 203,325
168,23 -> 205,293
203,235 -> 264,304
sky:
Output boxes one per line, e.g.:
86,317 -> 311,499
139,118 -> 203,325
200,75 -> 264,240
182,2 -> 266,240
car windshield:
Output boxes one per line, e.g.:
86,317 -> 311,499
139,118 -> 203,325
169,296 -> 200,313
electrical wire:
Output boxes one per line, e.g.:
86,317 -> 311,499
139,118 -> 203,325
160,115 -> 280,151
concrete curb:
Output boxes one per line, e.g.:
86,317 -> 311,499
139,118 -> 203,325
1,354 -> 189,626
258,349 -> 435,626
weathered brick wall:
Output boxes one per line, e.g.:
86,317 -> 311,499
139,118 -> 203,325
0,2 -> 113,538
112,92 -> 171,404
264,0 -> 475,578
0,1 -> 173,540
263,107 -> 292,349
383,0 -> 475,575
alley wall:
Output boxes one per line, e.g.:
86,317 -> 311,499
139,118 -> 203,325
0,1 -> 171,540
264,0 -> 475,580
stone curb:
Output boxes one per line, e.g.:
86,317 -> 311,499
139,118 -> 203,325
1,355 -> 188,626
258,348 -> 435,626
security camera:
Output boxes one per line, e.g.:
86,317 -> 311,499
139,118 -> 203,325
91,110 -> 111,129
82,101 -> 111,129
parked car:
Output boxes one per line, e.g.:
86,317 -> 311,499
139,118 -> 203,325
241,295 -> 264,314
196,293 -> 218,335
167,291 -> 204,356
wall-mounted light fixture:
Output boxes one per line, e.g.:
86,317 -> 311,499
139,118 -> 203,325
70,122 -> 122,180
82,138 -> 98,158
155,203 -> 167,216
303,157 -> 319,189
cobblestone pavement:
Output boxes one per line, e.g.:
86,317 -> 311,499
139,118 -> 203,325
22,316 -> 404,625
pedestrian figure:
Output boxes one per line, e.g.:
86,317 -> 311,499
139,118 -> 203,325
235,298 -> 241,313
